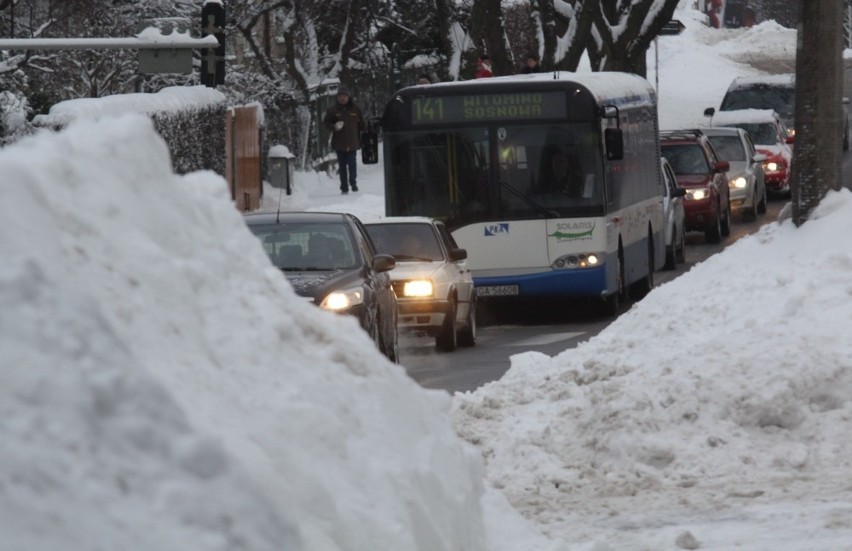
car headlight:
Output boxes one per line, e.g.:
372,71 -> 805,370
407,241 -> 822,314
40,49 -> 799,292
685,188 -> 710,200
320,288 -> 363,311
730,177 -> 747,189
552,253 -> 601,270
764,161 -> 782,171
403,279 -> 434,298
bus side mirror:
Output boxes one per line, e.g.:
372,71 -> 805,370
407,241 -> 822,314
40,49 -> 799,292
605,128 -> 624,160
361,118 -> 381,165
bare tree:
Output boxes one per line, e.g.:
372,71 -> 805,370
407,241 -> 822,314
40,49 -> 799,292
790,0 -> 843,225
588,0 -> 680,77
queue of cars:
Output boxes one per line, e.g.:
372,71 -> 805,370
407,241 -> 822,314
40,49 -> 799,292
244,75 -> 801,358
244,211 -> 477,357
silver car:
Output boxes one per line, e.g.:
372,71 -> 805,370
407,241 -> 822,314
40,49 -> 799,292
365,217 -> 476,352
660,157 -> 686,270
702,126 -> 767,221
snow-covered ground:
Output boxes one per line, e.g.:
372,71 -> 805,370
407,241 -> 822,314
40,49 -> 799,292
3,3 -> 851,550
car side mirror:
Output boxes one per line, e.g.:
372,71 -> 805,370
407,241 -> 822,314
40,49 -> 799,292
703,107 -> 716,117
449,248 -> 467,261
673,187 -> 687,198
785,135 -> 794,144
373,254 -> 396,273
843,97 -> 850,105
715,160 -> 730,172
752,153 -> 767,163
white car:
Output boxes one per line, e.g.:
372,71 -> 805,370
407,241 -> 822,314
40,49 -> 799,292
707,108 -> 792,197
702,126 -> 767,221
660,157 -> 686,270
365,217 -> 476,351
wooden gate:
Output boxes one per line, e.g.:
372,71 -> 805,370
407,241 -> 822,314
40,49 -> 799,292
226,105 -> 262,211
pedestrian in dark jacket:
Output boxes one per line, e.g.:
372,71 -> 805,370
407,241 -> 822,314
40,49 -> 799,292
323,85 -> 366,194
522,52 -> 541,74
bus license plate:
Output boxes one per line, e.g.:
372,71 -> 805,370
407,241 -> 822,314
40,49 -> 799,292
477,285 -> 519,297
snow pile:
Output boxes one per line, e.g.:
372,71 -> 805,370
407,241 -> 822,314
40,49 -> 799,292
0,115 -> 557,551
452,190 -> 852,545
32,86 -> 226,127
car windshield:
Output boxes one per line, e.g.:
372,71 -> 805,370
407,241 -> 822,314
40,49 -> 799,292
248,221 -> 359,271
660,144 -> 710,175
707,135 -> 746,161
366,223 -> 443,262
720,85 -> 795,120
731,123 -> 779,145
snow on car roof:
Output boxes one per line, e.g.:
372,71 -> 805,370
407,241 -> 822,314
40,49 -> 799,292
367,216 -> 435,225
711,108 -> 779,126
729,73 -> 794,88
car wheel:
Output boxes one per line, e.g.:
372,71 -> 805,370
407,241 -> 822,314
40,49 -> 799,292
675,226 -> 686,264
382,320 -> 400,364
757,186 -> 767,214
705,208 -> 722,243
720,199 -> 732,236
744,192 -> 758,221
435,299 -> 458,352
663,224 -> 677,270
457,297 -> 476,347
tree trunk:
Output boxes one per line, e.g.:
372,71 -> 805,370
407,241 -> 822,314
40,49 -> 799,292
469,0 -> 511,76
791,0 -> 843,226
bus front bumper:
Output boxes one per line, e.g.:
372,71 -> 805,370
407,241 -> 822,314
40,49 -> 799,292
474,266 -> 607,299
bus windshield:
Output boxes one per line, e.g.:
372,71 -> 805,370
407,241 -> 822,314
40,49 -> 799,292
384,122 -> 605,228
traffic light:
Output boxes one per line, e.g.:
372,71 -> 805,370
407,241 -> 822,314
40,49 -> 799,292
200,1 -> 226,87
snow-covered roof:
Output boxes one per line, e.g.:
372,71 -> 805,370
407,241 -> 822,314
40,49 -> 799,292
32,86 -> 226,127
728,73 -> 794,89
710,108 -> 779,126
412,71 -> 656,107
366,216 -> 435,225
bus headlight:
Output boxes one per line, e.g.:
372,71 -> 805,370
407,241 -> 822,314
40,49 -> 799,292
403,280 -> 434,297
552,253 -> 602,270
685,188 -> 710,201
730,177 -> 747,189
321,289 -> 363,311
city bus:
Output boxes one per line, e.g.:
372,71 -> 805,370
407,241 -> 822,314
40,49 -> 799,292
371,72 -> 665,313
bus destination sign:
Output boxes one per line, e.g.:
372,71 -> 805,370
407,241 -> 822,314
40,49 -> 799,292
411,91 -> 566,125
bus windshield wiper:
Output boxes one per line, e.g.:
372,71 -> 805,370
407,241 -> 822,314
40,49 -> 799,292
500,180 -> 559,218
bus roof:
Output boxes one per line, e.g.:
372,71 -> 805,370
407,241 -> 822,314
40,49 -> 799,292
402,71 -> 656,107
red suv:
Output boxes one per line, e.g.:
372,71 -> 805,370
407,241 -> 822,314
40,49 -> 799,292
660,130 -> 732,244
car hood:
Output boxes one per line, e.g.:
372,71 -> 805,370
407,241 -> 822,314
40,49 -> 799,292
387,261 -> 443,281
755,144 -> 791,163
675,174 -> 713,188
283,268 -> 363,302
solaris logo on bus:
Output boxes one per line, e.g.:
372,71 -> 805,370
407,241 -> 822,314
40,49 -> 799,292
549,221 -> 595,241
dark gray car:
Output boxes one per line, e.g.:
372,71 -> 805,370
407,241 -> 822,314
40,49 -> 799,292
244,211 -> 400,363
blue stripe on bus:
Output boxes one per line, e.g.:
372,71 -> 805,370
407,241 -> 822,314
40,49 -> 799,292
474,266 -> 607,297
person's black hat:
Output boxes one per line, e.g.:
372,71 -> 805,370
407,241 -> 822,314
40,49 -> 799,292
337,85 -> 351,97
525,52 -> 539,61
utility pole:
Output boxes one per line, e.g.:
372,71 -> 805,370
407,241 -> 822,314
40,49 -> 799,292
790,0 -> 843,226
